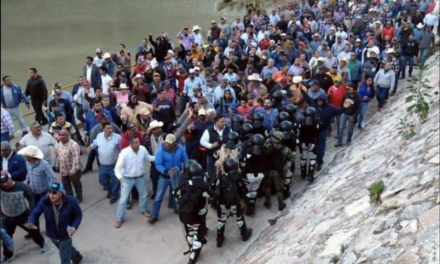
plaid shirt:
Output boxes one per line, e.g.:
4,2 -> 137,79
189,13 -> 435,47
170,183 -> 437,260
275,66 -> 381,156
25,159 -> 57,194
318,19 -> 326,36
1,109 -> 15,135
382,58 -> 400,75
56,139 -> 82,176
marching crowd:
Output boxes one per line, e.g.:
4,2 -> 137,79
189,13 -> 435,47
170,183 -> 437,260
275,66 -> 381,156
1,0 -> 439,263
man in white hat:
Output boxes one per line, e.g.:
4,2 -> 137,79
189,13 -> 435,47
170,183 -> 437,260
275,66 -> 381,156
192,25 -> 204,47
103,52 -> 117,77
19,145 -> 56,229
382,48 -> 400,96
144,120 -> 164,199
93,48 -> 104,67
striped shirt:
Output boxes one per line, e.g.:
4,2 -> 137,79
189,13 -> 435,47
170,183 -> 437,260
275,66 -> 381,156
56,139 -> 82,176
25,159 -> 57,194
1,108 -> 15,135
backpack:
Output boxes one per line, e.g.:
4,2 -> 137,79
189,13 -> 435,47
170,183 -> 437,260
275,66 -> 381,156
178,177 -> 207,225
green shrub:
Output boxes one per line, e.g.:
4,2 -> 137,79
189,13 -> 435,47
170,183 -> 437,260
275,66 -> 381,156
368,180 -> 385,205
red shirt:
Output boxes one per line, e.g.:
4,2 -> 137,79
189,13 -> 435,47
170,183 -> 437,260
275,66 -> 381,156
237,105 -> 252,121
327,84 -> 346,107
119,131 -> 144,151
177,75 -> 187,93
382,27 -> 394,39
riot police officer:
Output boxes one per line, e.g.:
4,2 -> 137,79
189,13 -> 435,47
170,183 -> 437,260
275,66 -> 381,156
214,157 -> 252,247
299,107 -> 320,183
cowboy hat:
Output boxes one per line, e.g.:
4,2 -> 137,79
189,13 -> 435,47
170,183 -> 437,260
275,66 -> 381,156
103,52 -> 111,59
417,23 -> 424,29
247,73 -> 262,82
192,25 -> 202,31
385,48 -> 395,54
292,76 -> 303,83
133,74 -> 143,80
119,83 -> 130,90
149,120 -> 164,130
18,145 -> 44,160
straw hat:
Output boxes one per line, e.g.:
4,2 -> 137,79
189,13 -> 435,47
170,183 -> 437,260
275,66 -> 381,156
133,74 -> 143,80
103,52 -> 111,59
149,120 -> 163,129
247,73 -> 262,82
192,25 -> 202,31
386,48 -> 395,54
417,23 -> 424,29
18,145 -> 44,160
165,134 -> 176,144
119,83 -> 130,90
292,76 -> 303,83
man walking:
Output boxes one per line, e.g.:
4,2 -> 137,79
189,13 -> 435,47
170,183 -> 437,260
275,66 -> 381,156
1,75 -> 29,137
89,122 -> 121,204
0,173 -> 46,253
335,83 -> 361,147
114,137 -> 155,228
56,130 -> 83,203
26,183 -> 83,264
25,68 -> 48,125
149,134 -> 188,224
18,145 -> 56,232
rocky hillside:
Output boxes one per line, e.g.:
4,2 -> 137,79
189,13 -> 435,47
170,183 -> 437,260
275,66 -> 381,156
233,52 -> 440,264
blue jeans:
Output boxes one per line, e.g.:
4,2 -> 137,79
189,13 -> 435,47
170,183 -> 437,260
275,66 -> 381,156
317,129 -> 328,165
152,175 -> 178,219
402,56 -> 414,77
358,102 -> 369,126
419,48 -> 430,68
4,107 -> 27,132
99,164 -> 120,199
338,113 -> 356,144
376,86 -> 390,108
1,133 -> 9,142
116,176 -> 148,221
51,237 -> 81,264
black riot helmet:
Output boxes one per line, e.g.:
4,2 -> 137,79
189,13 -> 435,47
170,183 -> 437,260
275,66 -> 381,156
223,157 -> 239,173
251,134 -> 265,155
184,160 -> 201,178
242,123 -> 254,136
231,115 -> 244,133
252,112 -> 264,129
278,111 -> 290,123
272,90 -> 283,101
280,120 -> 293,140
187,161 -> 204,178
304,107 -> 317,126
305,107 -> 317,117
225,131 -> 240,149
285,104 -> 297,117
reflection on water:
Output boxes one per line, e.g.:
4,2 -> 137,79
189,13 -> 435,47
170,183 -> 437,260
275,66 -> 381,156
1,0 -> 235,117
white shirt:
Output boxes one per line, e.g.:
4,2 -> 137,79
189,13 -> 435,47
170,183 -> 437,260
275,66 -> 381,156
19,132 -> 58,162
115,145 -> 155,179
86,65 -> 93,82
101,74 -> 113,94
93,56 -> 104,67
200,125 -> 225,149
74,86 -> 95,105
2,151 -> 13,172
424,13 -> 439,26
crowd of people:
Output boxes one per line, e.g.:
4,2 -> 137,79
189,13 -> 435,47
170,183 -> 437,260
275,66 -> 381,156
1,0 -> 439,263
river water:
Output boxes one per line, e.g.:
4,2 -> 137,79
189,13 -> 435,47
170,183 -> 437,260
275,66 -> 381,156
1,0 -> 234,116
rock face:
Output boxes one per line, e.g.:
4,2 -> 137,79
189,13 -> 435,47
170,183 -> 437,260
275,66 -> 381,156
233,53 -> 440,264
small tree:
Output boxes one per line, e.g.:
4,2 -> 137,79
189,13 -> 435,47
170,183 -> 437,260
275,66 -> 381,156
405,68 -> 432,123
368,180 -> 385,205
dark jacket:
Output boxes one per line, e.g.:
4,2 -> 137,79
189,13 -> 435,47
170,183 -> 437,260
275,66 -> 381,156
149,35 -> 169,63
29,195 -> 82,241
342,92 -> 361,116
0,152 -> 27,182
83,64 -> 102,89
315,94 -> 342,131
25,75 -> 48,101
